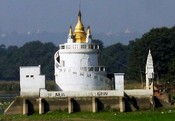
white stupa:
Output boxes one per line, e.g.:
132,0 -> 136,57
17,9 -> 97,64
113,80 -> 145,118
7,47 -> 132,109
54,11 -> 113,91
145,49 -> 154,89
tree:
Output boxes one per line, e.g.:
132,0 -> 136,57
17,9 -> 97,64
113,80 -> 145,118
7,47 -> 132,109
0,41 -> 57,80
99,43 -> 129,74
92,39 -> 104,49
16,41 -> 57,80
128,27 -> 175,82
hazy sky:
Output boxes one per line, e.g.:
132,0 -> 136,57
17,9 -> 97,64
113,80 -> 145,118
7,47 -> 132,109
0,0 -> 175,34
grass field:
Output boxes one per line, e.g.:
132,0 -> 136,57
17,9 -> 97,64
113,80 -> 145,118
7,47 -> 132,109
0,109 -> 175,121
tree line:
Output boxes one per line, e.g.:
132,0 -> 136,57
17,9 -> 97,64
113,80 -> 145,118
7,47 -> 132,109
0,26 -> 175,83
0,41 -> 58,80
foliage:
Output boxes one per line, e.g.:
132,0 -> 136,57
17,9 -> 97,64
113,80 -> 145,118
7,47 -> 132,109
0,81 -> 20,94
0,26 -> 175,83
128,26 -> 175,82
0,41 -> 58,80
99,43 -> 129,74
92,39 -> 104,49
0,80 -> 58,92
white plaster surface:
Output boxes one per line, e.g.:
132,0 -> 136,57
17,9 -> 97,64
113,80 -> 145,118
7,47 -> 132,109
125,89 -> 153,97
114,73 -> 124,91
20,65 -> 45,97
145,50 -> 154,90
40,90 -> 124,98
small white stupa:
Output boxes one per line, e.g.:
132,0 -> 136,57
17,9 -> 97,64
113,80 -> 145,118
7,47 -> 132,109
145,49 -> 154,90
54,11 -> 113,91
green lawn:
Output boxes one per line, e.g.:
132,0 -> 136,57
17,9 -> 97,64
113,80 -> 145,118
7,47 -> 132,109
0,109 -> 175,121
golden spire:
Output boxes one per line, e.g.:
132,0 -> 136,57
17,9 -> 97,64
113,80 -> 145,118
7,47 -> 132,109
74,10 -> 86,43
86,26 -> 91,35
75,10 -> 84,32
69,25 -> 73,35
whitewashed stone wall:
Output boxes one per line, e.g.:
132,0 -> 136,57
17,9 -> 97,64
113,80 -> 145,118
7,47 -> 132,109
20,65 -> 46,97
114,73 -> 124,91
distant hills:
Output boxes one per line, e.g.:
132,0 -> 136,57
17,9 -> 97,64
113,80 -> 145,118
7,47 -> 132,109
93,31 -> 141,46
0,31 -> 141,47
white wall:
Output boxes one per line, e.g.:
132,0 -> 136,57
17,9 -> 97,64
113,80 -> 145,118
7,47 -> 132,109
60,53 -> 98,67
20,65 -> 45,97
114,73 -> 124,92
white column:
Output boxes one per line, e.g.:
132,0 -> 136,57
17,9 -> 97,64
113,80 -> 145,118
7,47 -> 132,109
114,73 -> 124,91
92,97 -> 97,113
119,97 -> 125,112
22,98 -> 28,115
68,98 -> 73,114
39,98 -> 44,114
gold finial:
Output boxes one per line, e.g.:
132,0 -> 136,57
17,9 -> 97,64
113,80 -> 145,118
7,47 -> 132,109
78,10 -> 81,20
75,10 -> 84,32
74,10 -> 86,43
86,26 -> 91,35
69,25 -> 73,35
